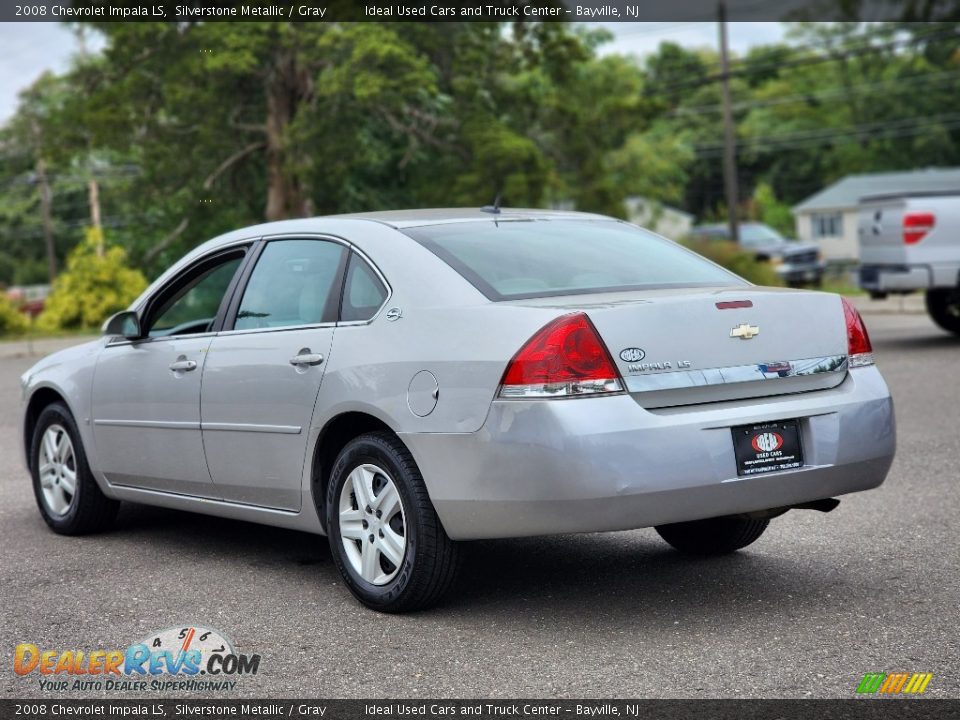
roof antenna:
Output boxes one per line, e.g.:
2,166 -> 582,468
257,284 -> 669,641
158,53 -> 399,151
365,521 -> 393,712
481,193 -> 502,215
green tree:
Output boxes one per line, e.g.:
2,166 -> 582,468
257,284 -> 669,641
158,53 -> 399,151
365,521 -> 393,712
37,227 -> 147,331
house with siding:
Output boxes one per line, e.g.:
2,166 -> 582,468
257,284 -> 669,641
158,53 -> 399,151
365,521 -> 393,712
792,168 -> 960,262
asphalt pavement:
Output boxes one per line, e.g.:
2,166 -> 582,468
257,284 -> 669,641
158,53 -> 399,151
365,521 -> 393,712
1,313 -> 957,699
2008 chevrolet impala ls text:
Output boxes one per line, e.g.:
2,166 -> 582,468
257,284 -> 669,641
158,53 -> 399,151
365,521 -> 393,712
19,209 -> 895,612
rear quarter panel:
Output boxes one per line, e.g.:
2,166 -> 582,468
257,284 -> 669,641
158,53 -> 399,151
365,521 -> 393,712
312,220 -> 563,435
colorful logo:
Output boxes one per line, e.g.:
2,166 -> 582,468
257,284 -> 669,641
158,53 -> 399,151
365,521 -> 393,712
14,626 -> 260,693
751,432 -> 784,453
856,672 -> 933,695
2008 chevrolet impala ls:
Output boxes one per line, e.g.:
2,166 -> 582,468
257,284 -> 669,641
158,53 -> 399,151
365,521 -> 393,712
20,209 -> 895,612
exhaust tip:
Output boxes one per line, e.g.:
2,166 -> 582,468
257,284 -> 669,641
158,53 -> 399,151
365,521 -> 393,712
792,498 -> 841,513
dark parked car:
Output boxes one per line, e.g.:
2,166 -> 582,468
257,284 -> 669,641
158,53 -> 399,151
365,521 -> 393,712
691,222 -> 824,287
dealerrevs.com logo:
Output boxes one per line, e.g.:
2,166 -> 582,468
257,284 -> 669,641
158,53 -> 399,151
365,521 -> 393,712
14,626 -> 260,693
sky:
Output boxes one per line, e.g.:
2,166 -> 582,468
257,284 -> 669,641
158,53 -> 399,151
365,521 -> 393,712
0,22 -> 788,123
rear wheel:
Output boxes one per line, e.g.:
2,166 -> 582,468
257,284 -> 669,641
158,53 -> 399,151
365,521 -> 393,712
655,516 -> 769,555
925,288 -> 960,336
325,431 -> 459,612
30,403 -> 119,535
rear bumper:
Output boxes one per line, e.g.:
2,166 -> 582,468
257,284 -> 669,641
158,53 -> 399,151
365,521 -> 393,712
401,367 -> 895,540
859,263 -> 960,293
859,264 -> 931,293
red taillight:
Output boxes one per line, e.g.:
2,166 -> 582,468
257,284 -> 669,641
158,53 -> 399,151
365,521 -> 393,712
499,313 -> 623,398
903,212 -> 935,245
841,297 -> 874,367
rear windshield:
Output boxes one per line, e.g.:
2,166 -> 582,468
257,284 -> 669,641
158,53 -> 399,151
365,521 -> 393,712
404,219 -> 743,300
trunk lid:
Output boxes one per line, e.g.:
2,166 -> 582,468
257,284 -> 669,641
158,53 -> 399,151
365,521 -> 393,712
508,287 -> 848,408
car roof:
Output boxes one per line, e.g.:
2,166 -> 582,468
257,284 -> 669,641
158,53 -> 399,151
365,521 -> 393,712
329,207 -> 611,229
151,208 -> 619,284
197,208 -> 614,251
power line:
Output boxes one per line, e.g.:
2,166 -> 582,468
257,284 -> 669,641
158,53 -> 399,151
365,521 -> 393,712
646,26 -> 960,95
668,68 -> 960,116
693,113 -> 960,157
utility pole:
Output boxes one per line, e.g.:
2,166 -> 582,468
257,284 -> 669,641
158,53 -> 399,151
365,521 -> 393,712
32,120 -> 57,281
88,176 -> 104,256
717,1 -> 740,243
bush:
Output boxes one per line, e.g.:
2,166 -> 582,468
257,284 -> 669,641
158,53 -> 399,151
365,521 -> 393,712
750,182 -> 795,238
37,228 -> 148,332
681,238 -> 784,287
0,294 -> 30,336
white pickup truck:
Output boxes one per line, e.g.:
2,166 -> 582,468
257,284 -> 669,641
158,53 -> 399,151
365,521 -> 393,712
858,191 -> 960,335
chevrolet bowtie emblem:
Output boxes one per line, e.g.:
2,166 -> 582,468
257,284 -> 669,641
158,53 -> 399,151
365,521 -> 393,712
730,323 -> 760,340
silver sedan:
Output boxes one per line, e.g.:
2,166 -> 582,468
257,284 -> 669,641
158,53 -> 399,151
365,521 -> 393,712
19,209 -> 895,612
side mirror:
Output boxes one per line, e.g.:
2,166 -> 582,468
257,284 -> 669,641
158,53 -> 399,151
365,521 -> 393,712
102,311 -> 142,339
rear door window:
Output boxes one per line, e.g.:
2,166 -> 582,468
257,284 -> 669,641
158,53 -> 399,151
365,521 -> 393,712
233,239 -> 346,330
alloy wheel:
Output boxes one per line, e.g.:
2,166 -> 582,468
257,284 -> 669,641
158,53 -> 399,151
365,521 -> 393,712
38,424 -> 77,516
338,463 -> 407,585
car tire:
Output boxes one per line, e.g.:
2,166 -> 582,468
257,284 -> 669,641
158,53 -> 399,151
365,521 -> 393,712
30,402 -> 119,535
325,431 -> 459,613
925,289 -> 960,336
655,516 -> 769,555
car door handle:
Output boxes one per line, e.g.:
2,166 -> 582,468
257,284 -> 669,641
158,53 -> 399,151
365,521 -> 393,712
169,359 -> 197,372
289,352 -> 324,367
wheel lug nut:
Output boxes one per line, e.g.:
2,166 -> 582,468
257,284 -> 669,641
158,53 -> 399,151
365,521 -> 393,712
368,534 -> 375,543
378,529 -> 384,538
362,520 -> 369,529
365,505 -> 372,514
376,510 -> 382,519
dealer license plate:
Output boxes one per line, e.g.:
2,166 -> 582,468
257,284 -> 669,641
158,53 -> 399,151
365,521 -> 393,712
732,420 -> 804,477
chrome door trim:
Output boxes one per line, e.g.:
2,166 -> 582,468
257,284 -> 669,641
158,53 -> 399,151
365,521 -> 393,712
201,422 -> 303,435
105,331 -> 218,349
215,322 -> 337,338
93,419 -> 201,430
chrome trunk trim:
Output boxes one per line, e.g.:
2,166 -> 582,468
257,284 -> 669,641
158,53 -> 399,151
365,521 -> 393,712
625,354 -> 848,407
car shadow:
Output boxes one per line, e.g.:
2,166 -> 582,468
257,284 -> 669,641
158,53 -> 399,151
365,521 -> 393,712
113,502 -> 333,570
112,503 -> 844,629
441,533 -> 840,625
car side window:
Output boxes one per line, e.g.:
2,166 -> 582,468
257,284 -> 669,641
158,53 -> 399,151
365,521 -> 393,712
234,239 -> 346,331
341,253 -> 388,322
147,255 -> 244,338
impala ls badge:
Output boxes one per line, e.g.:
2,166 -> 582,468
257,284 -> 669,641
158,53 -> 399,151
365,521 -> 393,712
730,323 -> 760,340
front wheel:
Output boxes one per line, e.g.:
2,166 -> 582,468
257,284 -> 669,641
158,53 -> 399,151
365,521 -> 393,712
30,402 -> 119,535
325,431 -> 459,612
925,288 -> 960,336
655,516 -> 769,555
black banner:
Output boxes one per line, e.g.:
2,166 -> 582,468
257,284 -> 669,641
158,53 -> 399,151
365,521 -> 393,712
2,700 -> 959,720
2,0 -> 957,23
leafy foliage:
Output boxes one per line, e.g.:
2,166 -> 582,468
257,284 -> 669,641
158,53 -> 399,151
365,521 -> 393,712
37,228 -> 147,331
749,182 -> 795,237
682,238 -> 785,287
0,294 -> 30,336
1,21 -> 959,291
